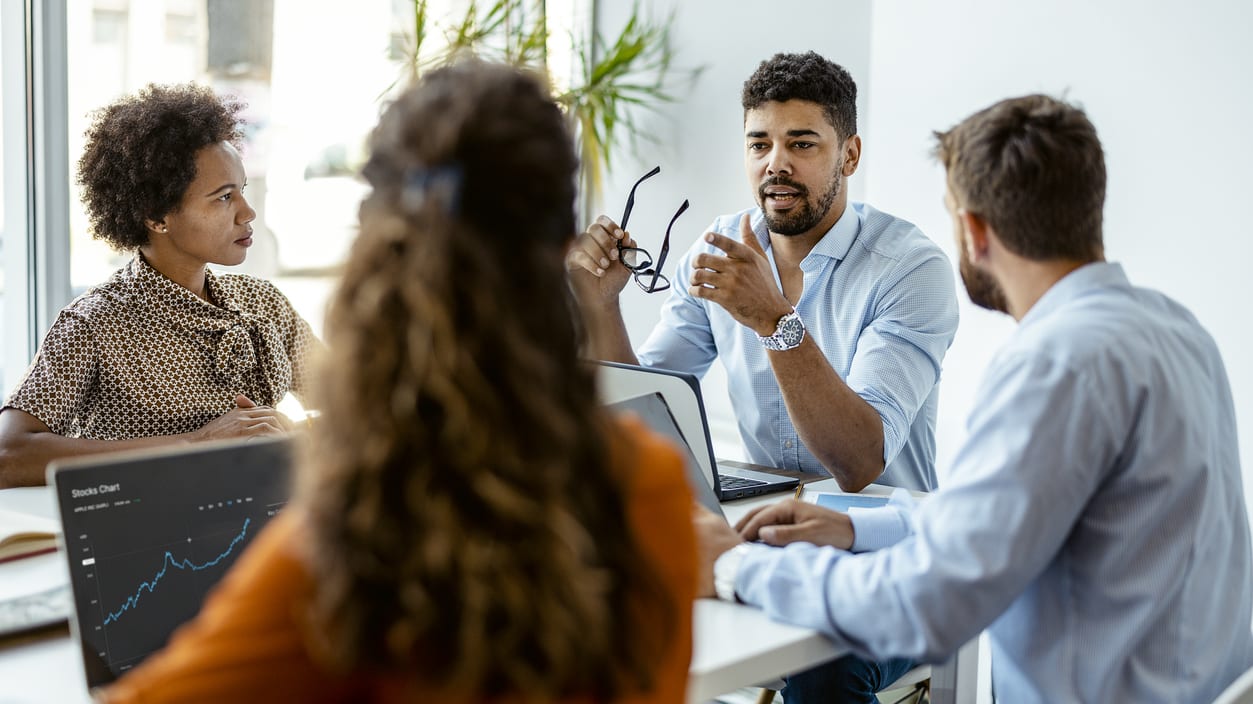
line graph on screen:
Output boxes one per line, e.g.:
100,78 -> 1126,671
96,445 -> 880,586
102,518 -> 251,626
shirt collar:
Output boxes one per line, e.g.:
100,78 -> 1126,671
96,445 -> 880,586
203,268 -> 244,313
1018,261 -> 1129,329
129,254 -> 242,314
752,202 -> 861,265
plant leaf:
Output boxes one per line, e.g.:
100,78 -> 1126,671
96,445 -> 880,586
393,0 -> 704,221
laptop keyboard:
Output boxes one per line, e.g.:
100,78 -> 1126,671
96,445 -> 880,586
718,474 -> 767,491
0,584 -> 71,637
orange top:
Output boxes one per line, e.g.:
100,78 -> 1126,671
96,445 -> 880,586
101,417 -> 696,704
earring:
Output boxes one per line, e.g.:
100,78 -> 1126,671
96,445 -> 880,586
161,227 -> 168,233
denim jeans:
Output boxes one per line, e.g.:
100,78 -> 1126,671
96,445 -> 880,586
782,653 -> 917,704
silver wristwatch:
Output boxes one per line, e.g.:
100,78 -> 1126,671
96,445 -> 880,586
758,308 -> 806,351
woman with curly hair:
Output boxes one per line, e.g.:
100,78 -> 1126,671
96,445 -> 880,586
0,83 -> 320,487
100,61 -> 697,703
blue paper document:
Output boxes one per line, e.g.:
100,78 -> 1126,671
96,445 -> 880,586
814,493 -> 890,512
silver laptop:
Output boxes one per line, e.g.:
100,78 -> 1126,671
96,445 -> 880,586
596,361 -> 798,500
47,437 -> 293,691
606,392 -> 725,518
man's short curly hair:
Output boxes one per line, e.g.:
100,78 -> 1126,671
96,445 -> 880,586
76,83 -> 245,251
741,51 -> 857,140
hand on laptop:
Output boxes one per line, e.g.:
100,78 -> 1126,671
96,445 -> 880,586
736,500 -> 854,550
191,394 -> 291,442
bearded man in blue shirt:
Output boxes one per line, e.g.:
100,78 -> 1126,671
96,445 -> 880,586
696,93 -> 1253,703
568,51 -> 960,702
570,52 -> 957,497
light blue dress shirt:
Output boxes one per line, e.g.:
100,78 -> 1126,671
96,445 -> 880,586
637,203 -> 958,491
732,262 -> 1253,703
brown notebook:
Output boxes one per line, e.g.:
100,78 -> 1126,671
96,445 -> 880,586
0,508 -> 59,563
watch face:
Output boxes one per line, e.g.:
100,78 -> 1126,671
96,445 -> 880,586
779,315 -> 804,346
762,312 -> 805,351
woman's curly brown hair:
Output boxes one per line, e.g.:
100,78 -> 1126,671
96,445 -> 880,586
301,61 -> 673,700
76,82 -> 245,250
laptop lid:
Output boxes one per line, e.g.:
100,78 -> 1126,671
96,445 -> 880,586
605,392 -> 724,518
595,361 -> 797,500
47,437 -> 293,690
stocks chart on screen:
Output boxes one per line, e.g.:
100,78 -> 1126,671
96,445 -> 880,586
52,438 -> 292,686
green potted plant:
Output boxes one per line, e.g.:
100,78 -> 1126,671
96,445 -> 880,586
391,0 -> 698,220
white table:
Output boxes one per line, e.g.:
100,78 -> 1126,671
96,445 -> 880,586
0,487 -> 88,704
0,481 -> 975,704
689,599 -> 843,702
687,479 -> 858,702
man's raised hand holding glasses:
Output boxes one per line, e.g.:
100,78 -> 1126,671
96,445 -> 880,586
567,165 -> 688,301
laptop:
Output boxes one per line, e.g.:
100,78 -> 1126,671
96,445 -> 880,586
596,361 -> 798,500
47,437 -> 293,691
606,392 -> 725,518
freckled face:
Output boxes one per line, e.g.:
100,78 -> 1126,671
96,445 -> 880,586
156,142 -> 257,268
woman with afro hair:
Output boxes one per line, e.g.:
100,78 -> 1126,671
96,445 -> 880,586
0,83 -> 321,487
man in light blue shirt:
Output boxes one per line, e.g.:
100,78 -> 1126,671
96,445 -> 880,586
697,94 -> 1253,702
569,51 -> 957,493
569,51 -> 957,702
636,201 -> 955,493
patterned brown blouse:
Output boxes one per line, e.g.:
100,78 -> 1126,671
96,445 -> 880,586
4,255 -> 321,440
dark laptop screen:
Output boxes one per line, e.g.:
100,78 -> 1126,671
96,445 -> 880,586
50,438 -> 292,688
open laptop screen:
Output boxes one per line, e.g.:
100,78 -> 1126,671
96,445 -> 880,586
596,361 -> 797,500
606,392 -> 724,518
48,438 -> 292,689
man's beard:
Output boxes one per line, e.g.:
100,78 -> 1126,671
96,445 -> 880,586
759,166 -> 841,236
959,247 -> 1010,314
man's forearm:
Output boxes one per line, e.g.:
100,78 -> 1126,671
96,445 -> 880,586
768,339 -> 885,491
579,302 -> 639,364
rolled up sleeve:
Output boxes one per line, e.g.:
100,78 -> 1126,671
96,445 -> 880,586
846,250 -> 958,466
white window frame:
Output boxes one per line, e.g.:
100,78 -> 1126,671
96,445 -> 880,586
2,0 -> 71,395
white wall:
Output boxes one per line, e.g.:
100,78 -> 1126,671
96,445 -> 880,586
594,0 -> 873,456
597,5 -> 1253,697
599,1 -> 1253,503
863,0 -> 1253,500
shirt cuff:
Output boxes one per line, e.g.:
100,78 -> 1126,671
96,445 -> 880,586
713,543 -> 752,602
726,542 -> 777,607
849,506 -> 911,552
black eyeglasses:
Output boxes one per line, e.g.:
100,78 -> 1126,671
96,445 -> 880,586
617,165 -> 689,293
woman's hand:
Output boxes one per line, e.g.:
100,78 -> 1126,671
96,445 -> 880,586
193,394 -> 291,441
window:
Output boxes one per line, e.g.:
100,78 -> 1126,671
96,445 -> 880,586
8,1 -> 582,401
1,7 -> 8,394
65,1 -> 402,338
64,1 -> 584,340
1,1 -> 25,398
